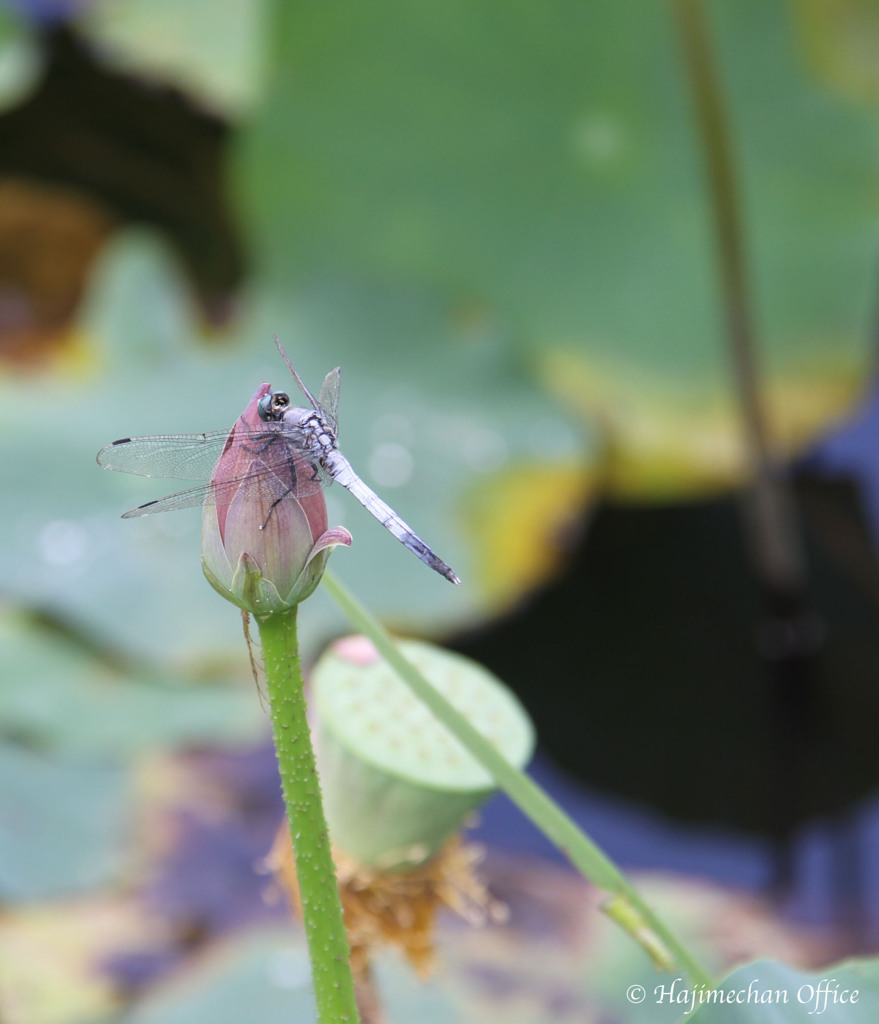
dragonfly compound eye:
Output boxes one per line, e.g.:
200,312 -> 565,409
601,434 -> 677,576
257,391 -> 290,421
257,394 -> 273,421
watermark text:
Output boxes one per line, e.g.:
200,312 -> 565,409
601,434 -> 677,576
623,977 -> 859,1016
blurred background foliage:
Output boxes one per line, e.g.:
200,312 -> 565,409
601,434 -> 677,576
3,0 -> 879,1020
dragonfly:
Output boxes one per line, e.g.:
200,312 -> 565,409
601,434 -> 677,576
97,337 -> 461,584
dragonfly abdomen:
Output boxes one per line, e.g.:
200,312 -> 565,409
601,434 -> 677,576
326,451 -> 460,584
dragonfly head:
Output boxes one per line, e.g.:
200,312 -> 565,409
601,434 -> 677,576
257,390 -> 291,422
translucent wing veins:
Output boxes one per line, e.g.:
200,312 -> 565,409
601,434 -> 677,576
273,335 -> 340,431
96,430 -> 236,479
317,367 -> 342,431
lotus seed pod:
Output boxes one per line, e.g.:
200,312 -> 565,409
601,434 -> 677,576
312,635 -> 535,870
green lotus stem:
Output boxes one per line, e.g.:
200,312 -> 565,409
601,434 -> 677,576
256,607 -> 360,1024
322,571 -> 713,990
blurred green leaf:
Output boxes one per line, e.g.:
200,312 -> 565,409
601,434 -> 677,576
114,928 -> 461,1024
690,958 -> 879,1021
237,0 -> 878,487
6,0 -> 879,652
0,609 -> 264,757
0,7 -> 40,113
793,0 -> 879,105
120,931 -> 317,1024
0,740 -> 128,900
0,228 -> 572,648
82,0 -> 269,117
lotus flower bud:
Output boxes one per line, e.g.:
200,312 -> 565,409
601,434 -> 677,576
201,383 -> 351,616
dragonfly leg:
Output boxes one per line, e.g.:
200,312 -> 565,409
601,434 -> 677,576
260,486 -> 296,530
237,425 -> 284,459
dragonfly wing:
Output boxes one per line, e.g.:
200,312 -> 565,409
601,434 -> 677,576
273,335 -> 323,409
97,423 -> 324,486
317,367 -> 342,431
122,481 -> 218,516
97,430 -> 235,480
119,449 -> 328,517
273,337 -> 341,430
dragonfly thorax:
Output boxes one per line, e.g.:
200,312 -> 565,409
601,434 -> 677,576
280,405 -> 337,457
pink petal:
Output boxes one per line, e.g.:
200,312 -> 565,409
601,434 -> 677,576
305,527 -> 353,566
213,383 -> 272,542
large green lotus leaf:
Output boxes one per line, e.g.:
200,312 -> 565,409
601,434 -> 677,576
793,0 -> 879,105
0,608 -> 264,756
0,6 -> 41,112
0,235 -> 289,664
0,230 -> 577,656
116,927 -> 460,1024
56,0 -> 874,496
689,959 -> 879,1022
81,0 -> 269,117
0,740 -> 128,900
120,930 -> 317,1024
235,0 -> 878,491
9,0 -> 877,653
